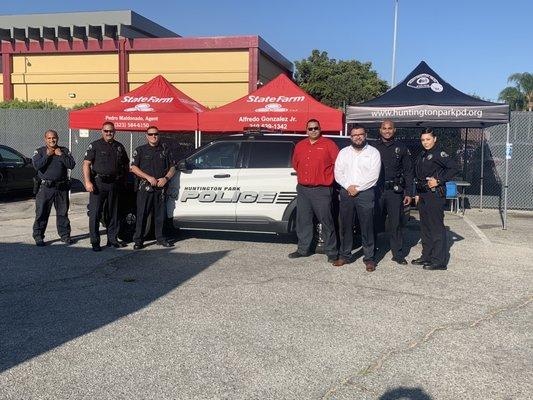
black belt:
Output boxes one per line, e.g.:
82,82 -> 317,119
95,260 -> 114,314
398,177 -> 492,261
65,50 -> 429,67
41,179 -> 68,188
96,174 -> 119,183
299,184 -> 329,188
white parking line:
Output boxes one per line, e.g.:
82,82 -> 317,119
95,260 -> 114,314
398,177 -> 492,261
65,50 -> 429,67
462,215 -> 492,245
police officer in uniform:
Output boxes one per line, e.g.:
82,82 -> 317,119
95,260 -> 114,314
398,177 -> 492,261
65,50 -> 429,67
32,130 -> 76,246
83,122 -> 129,252
412,128 -> 458,270
373,120 -> 414,265
130,126 -> 175,249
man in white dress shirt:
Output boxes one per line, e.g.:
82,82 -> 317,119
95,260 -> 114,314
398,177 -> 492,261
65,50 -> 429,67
333,125 -> 381,271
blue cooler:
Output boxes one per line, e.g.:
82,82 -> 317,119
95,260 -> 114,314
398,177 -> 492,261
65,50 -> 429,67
446,181 -> 457,199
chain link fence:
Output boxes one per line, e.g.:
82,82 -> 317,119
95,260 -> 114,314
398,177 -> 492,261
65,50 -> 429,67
1,109 -> 532,210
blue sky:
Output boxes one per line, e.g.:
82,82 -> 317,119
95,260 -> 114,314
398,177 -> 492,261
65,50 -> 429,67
2,0 -> 531,102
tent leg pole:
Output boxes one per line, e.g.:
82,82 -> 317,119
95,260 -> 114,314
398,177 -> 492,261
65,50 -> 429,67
503,123 -> 510,230
130,133 -> 133,158
199,130 -> 202,147
479,130 -> 485,211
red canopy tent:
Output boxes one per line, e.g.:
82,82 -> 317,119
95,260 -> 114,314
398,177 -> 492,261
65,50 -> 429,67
69,75 -> 207,131
198,74 -> 343,133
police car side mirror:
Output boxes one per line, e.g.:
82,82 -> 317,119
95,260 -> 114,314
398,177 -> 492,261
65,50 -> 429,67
177,160 -> 190,171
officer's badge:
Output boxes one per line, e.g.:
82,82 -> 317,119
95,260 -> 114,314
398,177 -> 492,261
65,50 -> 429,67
440,151 -> 449,157
427,154 -> 433,160
407,149 -> 411,155
395,147 -> 400,154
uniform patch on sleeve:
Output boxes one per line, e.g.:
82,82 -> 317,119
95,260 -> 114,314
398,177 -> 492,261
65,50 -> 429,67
87,144 -> 92,150
33,150 -> 38,155
440,151 -> 448,157
133,150 -> 137,157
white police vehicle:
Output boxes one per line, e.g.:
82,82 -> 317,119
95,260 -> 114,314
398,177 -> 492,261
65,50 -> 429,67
166,133 -> 351,238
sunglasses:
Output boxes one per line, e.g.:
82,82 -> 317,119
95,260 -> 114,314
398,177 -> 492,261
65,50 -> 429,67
146,133 -> 159,137
102,129 -> 115,133
307,127 -> 320,131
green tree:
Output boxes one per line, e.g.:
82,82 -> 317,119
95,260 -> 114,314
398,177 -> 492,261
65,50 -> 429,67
71,101 -> 97,110
294,50 -> 388,109
498,87 -> 524,111
498,72 -> 533,111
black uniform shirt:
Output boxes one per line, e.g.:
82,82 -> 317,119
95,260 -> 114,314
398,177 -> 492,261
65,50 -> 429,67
131,143 -> 171,178
84,138 -> 129,176
373,138 -> 414,196
32,146 -> 76,181
415,145 -> 458,184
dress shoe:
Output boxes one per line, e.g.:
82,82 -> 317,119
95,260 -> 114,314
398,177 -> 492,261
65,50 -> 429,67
61,237 -> 74,245
92,244 -> 102,252
364,260 -> 376,272
106,240 -> 127,248
391,257 -> 408,265
35,239 -> 45,247
423,264 -> 447,271
156,241 -> 174,248
288,251 -> 312,259
133,243 -> 144,250
332,258 -> 347,267
411,257 -> 430,266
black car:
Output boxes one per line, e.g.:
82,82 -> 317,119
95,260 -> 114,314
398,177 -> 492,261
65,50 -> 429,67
0,145 -> 36,195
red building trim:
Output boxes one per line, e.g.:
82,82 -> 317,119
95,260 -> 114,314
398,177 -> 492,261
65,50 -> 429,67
118,39 -> 128,95
2,52 -> 13,100
248,47 -> 259,93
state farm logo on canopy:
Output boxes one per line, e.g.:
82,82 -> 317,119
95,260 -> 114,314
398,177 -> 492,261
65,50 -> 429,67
247,95 -> 304,112
121,95 -> 173,112
407,74 -> 443,93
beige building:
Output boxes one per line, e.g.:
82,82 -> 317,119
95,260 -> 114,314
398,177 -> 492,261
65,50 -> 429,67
0,10 -> 292,108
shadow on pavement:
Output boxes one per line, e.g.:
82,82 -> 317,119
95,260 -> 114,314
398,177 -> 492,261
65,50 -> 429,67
0,241 -> 227,372
379,386 -> 433,400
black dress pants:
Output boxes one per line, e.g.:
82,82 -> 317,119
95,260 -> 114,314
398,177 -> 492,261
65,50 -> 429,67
33,186 -> 71,240
418,192 -> 447,266
376,188 -> 404,258
295,184 -> 338,257
88,180 -> 119,245
133,189 -> 167,244
339,188 -> 375,261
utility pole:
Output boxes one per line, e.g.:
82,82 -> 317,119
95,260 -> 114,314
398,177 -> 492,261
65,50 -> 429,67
391,0 -> 399,87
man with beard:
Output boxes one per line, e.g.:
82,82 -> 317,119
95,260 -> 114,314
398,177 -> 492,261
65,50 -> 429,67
373,120 -> 414,265
289,119 -> 339,263
334,125 -> 381,271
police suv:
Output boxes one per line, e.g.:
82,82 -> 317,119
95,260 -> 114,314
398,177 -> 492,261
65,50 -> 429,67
166,133 -> 351,237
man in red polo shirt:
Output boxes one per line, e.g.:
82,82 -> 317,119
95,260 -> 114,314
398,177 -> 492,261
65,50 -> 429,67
289,119 -> 340,263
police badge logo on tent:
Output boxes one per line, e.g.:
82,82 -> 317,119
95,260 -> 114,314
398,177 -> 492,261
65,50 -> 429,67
407,73 -> 443,93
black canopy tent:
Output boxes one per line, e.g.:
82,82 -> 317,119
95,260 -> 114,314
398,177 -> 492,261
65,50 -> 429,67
346,61 -> 511,228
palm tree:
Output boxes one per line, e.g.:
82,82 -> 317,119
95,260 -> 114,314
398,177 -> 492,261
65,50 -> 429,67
508,72 -> 533,111
498,86 -> 525,111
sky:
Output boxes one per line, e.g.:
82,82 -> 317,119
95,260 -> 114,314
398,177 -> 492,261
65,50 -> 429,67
2,0 -> 532,102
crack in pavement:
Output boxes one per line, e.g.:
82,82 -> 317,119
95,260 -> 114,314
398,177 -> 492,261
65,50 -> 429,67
320,295 -> 533,400
205,275 -> 485,307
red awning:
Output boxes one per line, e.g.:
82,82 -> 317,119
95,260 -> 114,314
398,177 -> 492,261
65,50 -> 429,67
69,75 -> 207,131
198,74 -> 343,132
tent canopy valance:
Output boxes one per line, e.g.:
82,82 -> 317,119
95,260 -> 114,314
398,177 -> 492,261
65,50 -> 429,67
198,74 -> 343,132
346,61 -> 509,128
69,75 -> 206,131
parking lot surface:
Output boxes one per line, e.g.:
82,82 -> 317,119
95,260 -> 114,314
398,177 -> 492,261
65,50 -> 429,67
0,193 -> 531,399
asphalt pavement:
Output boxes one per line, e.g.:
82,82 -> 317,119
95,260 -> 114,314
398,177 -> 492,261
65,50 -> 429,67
0,193 -> 531,399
